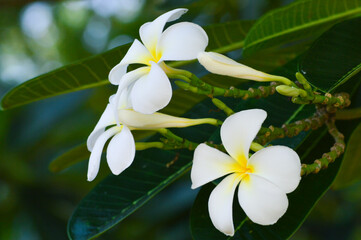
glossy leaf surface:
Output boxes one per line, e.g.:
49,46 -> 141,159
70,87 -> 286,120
243,0 -> 361,57
299,17 -> 361,92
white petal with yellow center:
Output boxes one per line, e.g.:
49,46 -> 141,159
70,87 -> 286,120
220,109 -> 267,164
238,174 -> 288,225
191,144 -> 239,189
106,125 -> 136,175
248,146 -> 301,193
108,39 -> 153,85
208,173 -> 242,236
139,8 -> 187,56
130,62 -> 172,114
158,22 -> 208,61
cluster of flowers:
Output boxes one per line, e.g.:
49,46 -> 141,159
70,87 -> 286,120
87,9 -> 301,236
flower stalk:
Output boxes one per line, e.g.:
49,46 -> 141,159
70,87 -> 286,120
292,92 -> 351,110
135,142 -> 164,150
174,76 -> 278,99
212,98 -> 234,116
301,118 -> 345,176
255,107 -> 329,145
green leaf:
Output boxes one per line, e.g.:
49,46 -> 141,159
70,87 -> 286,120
243,0 -> 361,57
1,44 -> 129,110
67,149 -> 193,240
1,20 -> 254,110
299,17 -> 361,92
333,122 -> 361,189
49,144 -> 88,173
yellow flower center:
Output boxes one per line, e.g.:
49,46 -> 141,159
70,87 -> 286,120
230,154 -> 253,182
147,46 -> 162,64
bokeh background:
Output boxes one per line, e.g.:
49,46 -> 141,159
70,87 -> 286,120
0,0 -> 360,239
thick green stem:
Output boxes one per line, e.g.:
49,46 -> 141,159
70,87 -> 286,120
301,119 -> 345,176
292,92 -> 351,111
255,107 -> 329,145
135,142 -> 164,150
156,128 -> 199,151
212,98 -> 234,116
175,78 -> 277,100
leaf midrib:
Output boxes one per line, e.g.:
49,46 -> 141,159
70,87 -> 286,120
245,3 -> 361,49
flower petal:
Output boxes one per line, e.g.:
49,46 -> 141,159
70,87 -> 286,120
106,125 -> 136,175
197,52 -> 276,82
191,144 -> 239,189
110,66 -> 150,117
109,40 -> 152,84
208,173 -> 242,236
130,62 -> 172,114
139,8 -> 188,54
220,109 -> 267,164
118,110 -> 214,129
87,126 -> 119,181
238,174 -> 288,225
158,22 -> 208,61
248,146 -> 301,193
87,104 -> 116,151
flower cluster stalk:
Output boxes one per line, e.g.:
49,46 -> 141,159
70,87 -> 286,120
174,77 -> 278,99
292,92 -> 351,110
255,108 -> 329,145
301,118 -> 345,176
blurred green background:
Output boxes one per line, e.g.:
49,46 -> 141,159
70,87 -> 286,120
0,0 -> 360,239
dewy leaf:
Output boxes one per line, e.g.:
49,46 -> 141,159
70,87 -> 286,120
243,0 -> 361,57
1,20 -> 254,110
333,122 -> 361,189
299,17 -> 361,92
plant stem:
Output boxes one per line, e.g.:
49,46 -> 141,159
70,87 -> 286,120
175,78 -> 278,99
301,118 -> 345,176
255,107 -> 329,145
212,98 -> 234,116
292,92 -> 351,111
135,142 -> 164,150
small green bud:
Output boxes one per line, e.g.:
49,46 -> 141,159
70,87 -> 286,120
276,85 -> 308,97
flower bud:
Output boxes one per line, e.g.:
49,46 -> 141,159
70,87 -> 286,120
276,85 -> 307,97
197,52 -> 293,85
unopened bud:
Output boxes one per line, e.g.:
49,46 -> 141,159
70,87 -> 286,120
276,85 -> 307,97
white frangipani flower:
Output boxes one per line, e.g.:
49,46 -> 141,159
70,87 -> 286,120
197,52 -> 292,84
191,109 -> 301,236
87,103 -> 217,182
109,8 -> 208,114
